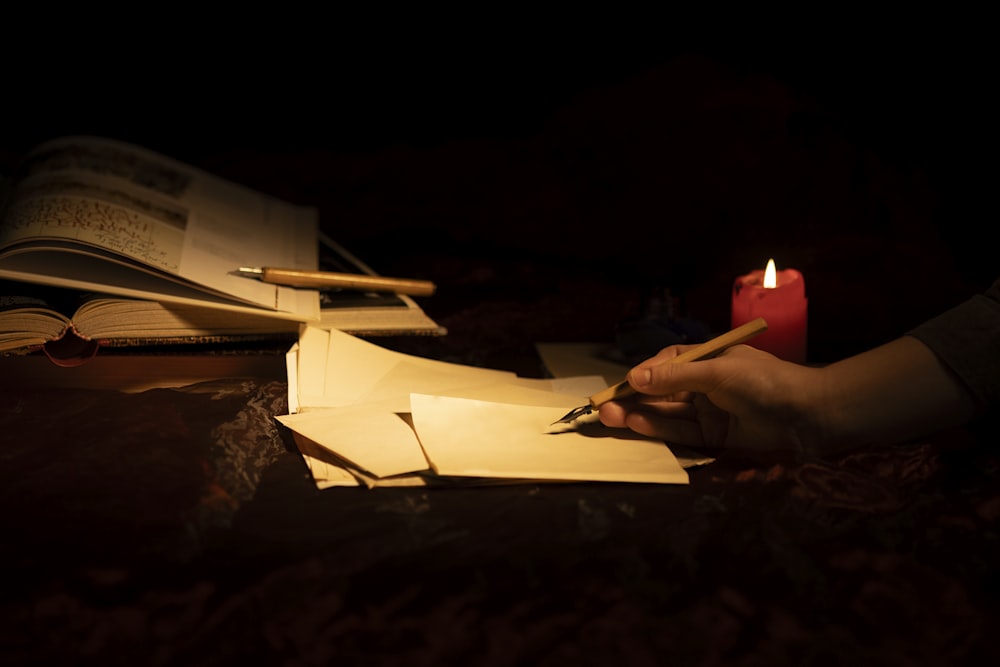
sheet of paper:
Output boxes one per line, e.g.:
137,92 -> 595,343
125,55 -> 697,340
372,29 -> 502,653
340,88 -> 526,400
353,358 -> 517,413
302,454 -> 362,489
430,378 -> 604,407
298,327 -> 515,409
435,378 -> 712,471
410,393 -> 689,485
535,341 -> 631,387
340,467 -> 431,489
285,341 -> 300,415
291,430 -> 429,488
295,326 -> 330,409
287,431 -> 360,488
277,404 -> 429,478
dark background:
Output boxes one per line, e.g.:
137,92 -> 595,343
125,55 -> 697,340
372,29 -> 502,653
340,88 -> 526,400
2,14 -> 995,363
3,17 -> 1000,664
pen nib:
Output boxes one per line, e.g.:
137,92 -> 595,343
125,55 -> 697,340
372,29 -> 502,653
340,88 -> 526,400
234,267 -> 263,278
550,404 -> 593,425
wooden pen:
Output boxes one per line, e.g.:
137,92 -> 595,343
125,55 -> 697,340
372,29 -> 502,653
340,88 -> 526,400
236,267 -> 437,296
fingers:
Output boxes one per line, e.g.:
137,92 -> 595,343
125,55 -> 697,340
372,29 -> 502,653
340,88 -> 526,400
598,398 -> 711,448
627,343 -> 767,398
602,400 -> 732,448
598,343 -> 779,449
628,351 -> 719,397
596,400 -> 629,428
598,398 -> 695,428
636,343 -> 692,365
622,411 -> 710,448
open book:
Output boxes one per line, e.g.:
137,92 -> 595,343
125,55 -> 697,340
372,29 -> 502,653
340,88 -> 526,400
0,136 -> 444,364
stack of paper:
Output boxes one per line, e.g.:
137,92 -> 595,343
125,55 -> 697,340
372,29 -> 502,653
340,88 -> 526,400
278,327 -> 698,488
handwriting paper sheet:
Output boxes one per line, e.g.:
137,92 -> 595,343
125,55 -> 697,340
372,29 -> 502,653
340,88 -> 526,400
277,402 -> 428,478
410,394 -> 689,485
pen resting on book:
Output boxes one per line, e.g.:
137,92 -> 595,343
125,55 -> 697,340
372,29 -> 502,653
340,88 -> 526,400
236,267 -> 437,296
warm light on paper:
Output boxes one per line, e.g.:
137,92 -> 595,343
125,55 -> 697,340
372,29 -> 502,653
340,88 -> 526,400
277,405 -> 429,478
280,325 -> 691,488
410,393 -> 689,485
317,327 -> 515,409
291,432 -> 363,488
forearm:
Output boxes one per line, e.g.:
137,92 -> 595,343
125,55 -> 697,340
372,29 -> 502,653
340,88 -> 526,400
813,336 -> 978,451
907,282 -> 1000,410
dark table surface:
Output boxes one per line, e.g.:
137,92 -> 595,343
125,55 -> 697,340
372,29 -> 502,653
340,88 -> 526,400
3,361 -> 1000,665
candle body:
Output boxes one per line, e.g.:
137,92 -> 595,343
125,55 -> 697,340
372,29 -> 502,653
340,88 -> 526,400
731,268 -> 808,363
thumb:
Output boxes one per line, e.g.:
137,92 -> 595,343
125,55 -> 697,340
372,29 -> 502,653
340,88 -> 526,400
628,355 -> 722,398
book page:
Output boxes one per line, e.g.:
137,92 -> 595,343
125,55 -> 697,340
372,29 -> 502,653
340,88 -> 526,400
0,136 -> 318,319
0,281 -> 75,351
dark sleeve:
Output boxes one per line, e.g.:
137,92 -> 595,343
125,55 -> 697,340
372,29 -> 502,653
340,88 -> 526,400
907,278 -> 1000,411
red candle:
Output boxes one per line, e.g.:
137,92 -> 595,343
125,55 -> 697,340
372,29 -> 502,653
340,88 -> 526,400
731,258 -> 808,363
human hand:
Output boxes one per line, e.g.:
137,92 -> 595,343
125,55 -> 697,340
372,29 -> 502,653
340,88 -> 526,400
598,343 -> 823,453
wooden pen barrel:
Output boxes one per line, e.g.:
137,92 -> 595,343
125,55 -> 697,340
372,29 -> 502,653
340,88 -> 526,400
261,268 -> 437,296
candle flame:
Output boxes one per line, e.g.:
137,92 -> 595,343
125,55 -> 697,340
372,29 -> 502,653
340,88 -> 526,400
763,258 -> 777,288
